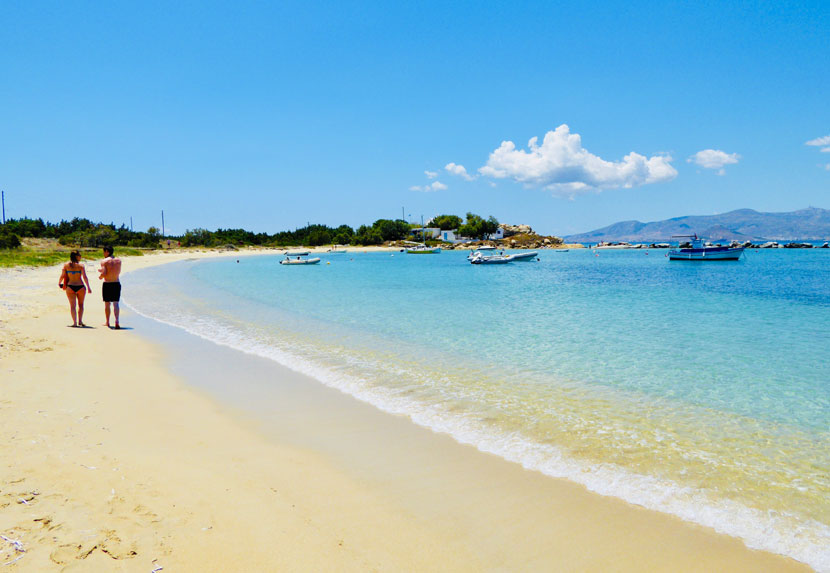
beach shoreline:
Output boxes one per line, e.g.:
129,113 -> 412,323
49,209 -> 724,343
0,251 -> 810,571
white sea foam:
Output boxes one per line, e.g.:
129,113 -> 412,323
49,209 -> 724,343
125,297 -> 830,572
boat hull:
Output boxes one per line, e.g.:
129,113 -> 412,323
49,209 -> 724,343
280,258 -> 321,265
506,251 -> 538,262
668,247 -> 744,261
406,248 -> 442,254
470,256 -> 511,264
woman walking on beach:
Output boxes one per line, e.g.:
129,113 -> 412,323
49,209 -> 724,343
59,250 -> 92,327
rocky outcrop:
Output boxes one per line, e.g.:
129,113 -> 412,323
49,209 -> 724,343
499,224 -> 533,237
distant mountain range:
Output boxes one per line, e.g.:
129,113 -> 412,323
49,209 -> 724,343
565,207 -> 830,243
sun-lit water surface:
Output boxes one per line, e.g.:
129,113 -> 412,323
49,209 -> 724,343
126,248 -> 830,570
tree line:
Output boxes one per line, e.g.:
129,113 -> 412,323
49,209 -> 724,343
0,212 -> 500,249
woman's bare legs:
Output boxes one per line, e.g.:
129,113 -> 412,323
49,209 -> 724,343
76,288 -> 86,326
64,288 -> 78,326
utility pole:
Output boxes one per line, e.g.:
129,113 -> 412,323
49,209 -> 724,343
402,206 -> 405,222
161,210 -> 165,237
1,191 -> 5,224
130,216 -> 133,232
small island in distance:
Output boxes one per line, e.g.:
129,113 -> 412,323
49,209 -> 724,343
566,207 -> 830,243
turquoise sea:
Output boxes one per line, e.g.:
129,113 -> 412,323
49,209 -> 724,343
127,248 -> 830,570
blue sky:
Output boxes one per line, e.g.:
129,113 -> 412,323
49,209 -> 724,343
2,1 -> 828,236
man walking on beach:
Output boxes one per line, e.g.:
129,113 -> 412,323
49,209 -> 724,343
98,245 -> 122,329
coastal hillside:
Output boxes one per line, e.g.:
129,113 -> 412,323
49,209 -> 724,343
565,207 -> 830,242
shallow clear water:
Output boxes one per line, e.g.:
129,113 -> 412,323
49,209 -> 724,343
127,248 -> 830,570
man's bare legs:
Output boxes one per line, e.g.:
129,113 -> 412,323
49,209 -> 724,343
104,301 -> 120,329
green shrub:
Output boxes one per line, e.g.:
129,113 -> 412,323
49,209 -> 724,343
0,231 -> 21,249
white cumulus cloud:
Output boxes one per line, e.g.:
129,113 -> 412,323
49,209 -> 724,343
806,135 -> 830,153
424,170 -> 438,179
445,162 -> 475,180
478,124 -> 676,194
409,181 -> 447,192
687,149 -> 741,175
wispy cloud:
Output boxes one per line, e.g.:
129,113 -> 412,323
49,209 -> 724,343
409,181 -> 447,192
445,162 -> 475,180
806,135 -> 830,153
477,124 -> 676,196
687,149 -> 740,175
424,170 -> 438,179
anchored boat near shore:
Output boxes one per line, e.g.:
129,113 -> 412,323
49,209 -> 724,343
280,251 -> 321,265
668,235 -> 744,261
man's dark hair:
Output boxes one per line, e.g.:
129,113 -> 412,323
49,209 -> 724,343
103,245 -> 114,256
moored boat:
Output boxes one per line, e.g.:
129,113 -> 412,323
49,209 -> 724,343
280,251 -> 322,265
506,251 -> 538,262
406,244 -> 442,254
668,235 -> 744,261
467,245 -> 498,260
469,252 -> 511,264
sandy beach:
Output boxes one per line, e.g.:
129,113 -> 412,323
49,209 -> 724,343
0,250 -> 811,571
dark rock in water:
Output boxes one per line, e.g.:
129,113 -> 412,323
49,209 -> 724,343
784,242 -> 813,248
822,242 -> 829,248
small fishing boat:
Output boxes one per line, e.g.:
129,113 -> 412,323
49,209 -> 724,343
280,251 -> 321,265
506,251 -> 538,262
668,235 -> 744,261
327,245 -> 348,254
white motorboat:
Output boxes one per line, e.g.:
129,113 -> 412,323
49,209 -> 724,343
467,245 -> 498,260
280,251 -> 321,265
505,251 -> 538,262
406,244 -> 442,254
469,251 -> 511,264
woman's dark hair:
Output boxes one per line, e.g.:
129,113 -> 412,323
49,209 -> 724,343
103,245 -> 114,256
70,250 -> 81,263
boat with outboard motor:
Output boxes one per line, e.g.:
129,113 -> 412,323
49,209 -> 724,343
280,251 -> 321,265
668,235 -> 744,261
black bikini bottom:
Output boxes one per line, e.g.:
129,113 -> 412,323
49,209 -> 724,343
67,284 -> 85,293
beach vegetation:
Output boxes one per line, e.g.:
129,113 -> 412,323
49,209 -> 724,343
2,217 -> 162,249
307,228 -> 332,246
458,213 -> 500,240
0,242 -> 145,268
428,214 -> 463,230
371,219 -> 411,241
0,229 -> 21,249
353,225 -> 384,245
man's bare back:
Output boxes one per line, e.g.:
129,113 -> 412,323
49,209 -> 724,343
99,256 -> 122,282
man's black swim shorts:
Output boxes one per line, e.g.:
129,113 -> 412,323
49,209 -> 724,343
102,282 -> 121,302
